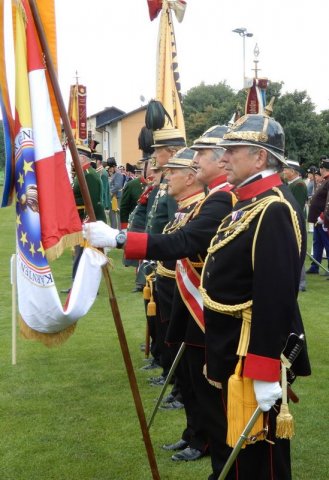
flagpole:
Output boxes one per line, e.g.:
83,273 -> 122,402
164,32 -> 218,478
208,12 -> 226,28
10,254 -> 17,365
28,2 -> 160,478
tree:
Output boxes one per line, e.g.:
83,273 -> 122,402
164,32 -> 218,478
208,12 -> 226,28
182,82 -> 241,144
182,81 -> 329,168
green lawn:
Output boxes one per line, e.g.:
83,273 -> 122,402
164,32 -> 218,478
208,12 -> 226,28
0,202 -> 328,480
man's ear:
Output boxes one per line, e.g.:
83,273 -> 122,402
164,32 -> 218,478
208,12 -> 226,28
256,148 -> 268,170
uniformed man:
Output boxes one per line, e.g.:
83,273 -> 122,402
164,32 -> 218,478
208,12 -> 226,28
307,156 -> 329,274
94,152 -> 110,211
141,128 -> 186,379
199,113 -> 311,479
282,159 -> 308,291
82,125 -> 236,464
71,145 -> 106,283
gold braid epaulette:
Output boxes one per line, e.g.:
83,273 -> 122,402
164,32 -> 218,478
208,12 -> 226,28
200,187 -> 302,313
156,261 -> 176,278
206,187 -> 302,261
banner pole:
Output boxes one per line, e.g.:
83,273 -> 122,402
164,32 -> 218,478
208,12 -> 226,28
10,254 -> 17,365
28,2 -> 160,478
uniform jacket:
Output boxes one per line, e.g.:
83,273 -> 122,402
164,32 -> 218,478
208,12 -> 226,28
201,173 -> 311,384
73,164 -> 107,223
125,176 -> 234,346
120,177 -> 146,228
145,180 -> 177,234
96,166 -> 110,210
155,191 -> 205,324
287,177 -> 308,213
308,173 -> 329,223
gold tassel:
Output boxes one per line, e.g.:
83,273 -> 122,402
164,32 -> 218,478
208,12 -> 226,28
276,363 -> 294,439
144,273 -> 154,300
226,357 -> 245,448
243,376 -> 264,444
111,196 -> 119,211
146,275 -> 156,316
143,284 -> 151,300
147,299 -> 156,316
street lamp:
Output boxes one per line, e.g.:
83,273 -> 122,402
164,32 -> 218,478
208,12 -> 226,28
232,27 -> 253,86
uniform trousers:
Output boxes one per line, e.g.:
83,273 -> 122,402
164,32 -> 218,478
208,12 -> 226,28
172,345 -> 209,452
310,224 -> 329,271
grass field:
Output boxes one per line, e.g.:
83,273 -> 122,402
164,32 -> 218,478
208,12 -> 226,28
0,201 -> 328,480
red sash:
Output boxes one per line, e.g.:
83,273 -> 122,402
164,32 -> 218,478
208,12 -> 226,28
176,258 -> 204,332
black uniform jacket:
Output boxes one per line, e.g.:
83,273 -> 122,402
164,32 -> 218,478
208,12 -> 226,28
201,174 -> 311,385
125,180 -> 233,263
125,176 -> 234,345
155,190 -> 205,323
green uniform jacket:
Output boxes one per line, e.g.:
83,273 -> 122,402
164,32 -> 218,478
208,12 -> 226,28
288,177 -> 308,215
120,177 -> 146,228
99,168 -> 110,210
73,166 -> 107,223
145,181 -> 177,234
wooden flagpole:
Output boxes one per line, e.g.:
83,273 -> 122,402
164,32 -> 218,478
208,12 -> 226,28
28,2 -> 160,478
11,254 -> 17,365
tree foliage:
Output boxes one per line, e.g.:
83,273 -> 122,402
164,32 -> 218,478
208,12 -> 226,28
183,81 -> 329,170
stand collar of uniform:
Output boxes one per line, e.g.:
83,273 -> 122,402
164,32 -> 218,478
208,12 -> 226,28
234,173 -> 283,201
287,175 -> 301,185
208,174 -> 228,191
82,162 -> 91,171
178,189 -> 205,210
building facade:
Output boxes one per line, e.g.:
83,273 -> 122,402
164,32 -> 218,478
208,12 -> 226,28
87,105 -> 147,166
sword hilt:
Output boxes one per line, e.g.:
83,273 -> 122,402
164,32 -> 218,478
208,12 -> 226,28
282,333 -> 305,384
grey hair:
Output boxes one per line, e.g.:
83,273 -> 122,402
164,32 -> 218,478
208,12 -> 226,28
211,147 -> 226,161
248,146 -> 282,172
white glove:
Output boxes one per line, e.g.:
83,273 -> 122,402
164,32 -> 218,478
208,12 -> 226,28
82,221 -> 119,248
317,216 -> 324,225
253,380 -> 282,412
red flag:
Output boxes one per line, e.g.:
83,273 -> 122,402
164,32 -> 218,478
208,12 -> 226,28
147,0 -> 163,21
9,0 -> 106,345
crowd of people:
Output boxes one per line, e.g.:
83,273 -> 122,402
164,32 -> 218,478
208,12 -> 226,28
79,111 -> 322,480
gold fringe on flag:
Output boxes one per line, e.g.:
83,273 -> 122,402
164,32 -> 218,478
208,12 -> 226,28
45,231 -> 83,262
19,315 -> 77,347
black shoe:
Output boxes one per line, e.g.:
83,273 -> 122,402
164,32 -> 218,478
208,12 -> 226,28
306,268 -> 318,274
162,393 -> 175,403
159,400 -> 184,410
140,361 -> 160,371
162,439 -> 188,451
148,375 -> 164,382
132,286 -> 144,293
149,375 -> 166,386
299,287 -> 306,292
60,288 -> 71,294
171,447 -> 204,461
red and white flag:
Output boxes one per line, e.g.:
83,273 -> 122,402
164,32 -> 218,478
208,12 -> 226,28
2,0 -> 107,345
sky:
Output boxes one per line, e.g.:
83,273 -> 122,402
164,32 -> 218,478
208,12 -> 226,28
3,0 -> 329,117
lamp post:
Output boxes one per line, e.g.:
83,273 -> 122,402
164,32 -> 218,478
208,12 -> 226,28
232,27 -> 253,86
